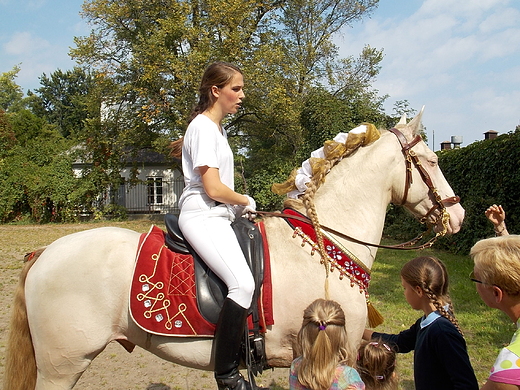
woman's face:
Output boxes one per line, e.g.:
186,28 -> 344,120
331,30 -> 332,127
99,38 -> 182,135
213,72 -> 245,115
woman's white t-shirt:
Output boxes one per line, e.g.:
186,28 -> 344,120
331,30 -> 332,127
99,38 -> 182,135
178,114 -> 234,208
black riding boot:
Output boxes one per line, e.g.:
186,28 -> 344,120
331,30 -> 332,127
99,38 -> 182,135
214,298 -> 266,390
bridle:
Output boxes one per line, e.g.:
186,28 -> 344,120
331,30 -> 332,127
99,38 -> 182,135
256,127 -> 461,250
388,127 -> 460,228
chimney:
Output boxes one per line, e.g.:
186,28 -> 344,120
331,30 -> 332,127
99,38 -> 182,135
451,136 -> 463,148
440,141 -> 452,150
484,130 -> 498,140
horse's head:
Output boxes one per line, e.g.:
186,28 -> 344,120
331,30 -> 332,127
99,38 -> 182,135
390,108 -> 465,235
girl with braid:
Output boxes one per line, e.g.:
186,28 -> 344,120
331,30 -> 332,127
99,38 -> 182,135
290,299 -> 365,390
363,256 -> 478,390
170,62 -> 262,390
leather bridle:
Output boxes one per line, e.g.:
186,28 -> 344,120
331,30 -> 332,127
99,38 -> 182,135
388,127 -> 460,228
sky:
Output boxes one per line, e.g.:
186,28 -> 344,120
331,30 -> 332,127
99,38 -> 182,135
1,0 -> 519,151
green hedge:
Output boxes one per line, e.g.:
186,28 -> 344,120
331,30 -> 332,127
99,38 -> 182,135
384,127 -> 520,254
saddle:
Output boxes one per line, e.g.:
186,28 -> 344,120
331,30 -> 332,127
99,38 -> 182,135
164,213 -> 265,324
163,213 -> 268,375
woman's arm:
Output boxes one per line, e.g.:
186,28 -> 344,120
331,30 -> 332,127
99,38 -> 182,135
199,166 -> 250,206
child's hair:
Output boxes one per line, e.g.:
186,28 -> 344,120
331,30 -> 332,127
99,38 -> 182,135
400,256 -> 463,334
295,299 -> 354,390
356,338 -> 398,390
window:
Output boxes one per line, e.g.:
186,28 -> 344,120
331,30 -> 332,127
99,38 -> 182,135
147,177 -> 163,204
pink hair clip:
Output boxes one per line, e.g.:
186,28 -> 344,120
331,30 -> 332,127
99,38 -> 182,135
368,342 -> 392,352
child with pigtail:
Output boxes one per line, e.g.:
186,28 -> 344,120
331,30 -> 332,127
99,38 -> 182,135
356,338 -> 398,390
290,299 -> 365,390
363,256 -> 478,390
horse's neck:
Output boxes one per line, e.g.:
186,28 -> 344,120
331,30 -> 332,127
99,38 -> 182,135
311,139 -> 397,269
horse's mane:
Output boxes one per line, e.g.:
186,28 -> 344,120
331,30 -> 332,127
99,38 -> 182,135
272,123 -> 381,210
270,122 -> 384,307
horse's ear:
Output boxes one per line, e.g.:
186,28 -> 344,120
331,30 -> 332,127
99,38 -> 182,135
405,106 -> 425,137
396,113 -> 407,126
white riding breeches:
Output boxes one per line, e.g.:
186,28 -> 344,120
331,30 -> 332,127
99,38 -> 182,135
179,195 -> 255,309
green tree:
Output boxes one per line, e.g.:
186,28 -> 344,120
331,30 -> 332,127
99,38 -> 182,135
69,0 -> 388,209
0,110 -> 17,155
71,0 -> 380,138
0,66 -> 24,112
0,67 -> 79,222
29,67 -> 94,138
0,122 -> 77,223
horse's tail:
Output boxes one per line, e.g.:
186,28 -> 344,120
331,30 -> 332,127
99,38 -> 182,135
3,248 -> 45,390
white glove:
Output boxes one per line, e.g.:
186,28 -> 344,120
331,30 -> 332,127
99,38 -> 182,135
243,195 -> 256,215
234,195 -> 256,220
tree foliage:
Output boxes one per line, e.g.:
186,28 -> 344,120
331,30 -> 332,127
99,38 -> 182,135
0,66 -> 24,112
29,67 -> 94,138
70,0 -> 385,207
0,117 -> 77,223
0,69 -> 83,222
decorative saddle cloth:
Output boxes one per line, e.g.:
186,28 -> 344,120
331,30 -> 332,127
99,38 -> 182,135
282,208 -> 371,294
129,220 -> 273,337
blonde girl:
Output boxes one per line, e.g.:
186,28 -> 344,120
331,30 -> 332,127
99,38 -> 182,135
356,338 -> 397,390
290,299 -> 364,390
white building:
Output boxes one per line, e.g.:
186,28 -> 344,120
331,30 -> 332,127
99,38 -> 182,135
73,148 -> 184,216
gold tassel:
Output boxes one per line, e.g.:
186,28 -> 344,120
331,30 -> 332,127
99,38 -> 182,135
367,301 -> 384,328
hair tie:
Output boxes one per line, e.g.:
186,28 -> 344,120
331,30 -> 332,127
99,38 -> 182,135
319,324 -> 327,331
376,375 -> 385,381
368,341 -> 392,352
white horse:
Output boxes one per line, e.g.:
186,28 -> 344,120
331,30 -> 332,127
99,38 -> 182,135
4,111 -> 464,390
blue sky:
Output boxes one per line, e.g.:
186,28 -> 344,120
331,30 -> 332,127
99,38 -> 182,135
1,0 -> 519,150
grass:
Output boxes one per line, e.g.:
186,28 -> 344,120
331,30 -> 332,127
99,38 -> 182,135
369,242 -> 513,389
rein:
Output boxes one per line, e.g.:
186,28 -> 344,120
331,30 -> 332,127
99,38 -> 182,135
256,210 -> 438,250
256,127 -> 461,251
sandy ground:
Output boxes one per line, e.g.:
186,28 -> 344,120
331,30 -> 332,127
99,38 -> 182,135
0,222 -> 289,390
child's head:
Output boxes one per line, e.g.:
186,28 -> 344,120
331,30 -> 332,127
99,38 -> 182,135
295,299 -> 354,390
357,338 -> 398,390
400,256 -> 462,333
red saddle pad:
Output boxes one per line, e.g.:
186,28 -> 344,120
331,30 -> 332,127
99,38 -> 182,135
129,225 -> 274,337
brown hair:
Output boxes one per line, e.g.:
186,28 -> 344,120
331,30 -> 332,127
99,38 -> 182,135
470,235 -> 520,296
357,338 -> 398,390
169,61 -> 243,159
401,256 -> 463,334
295,299 -> 355,390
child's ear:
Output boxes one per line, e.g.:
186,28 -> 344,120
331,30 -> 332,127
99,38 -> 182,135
414,286 -> 423,296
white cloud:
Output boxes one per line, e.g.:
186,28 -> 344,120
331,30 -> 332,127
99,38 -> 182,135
479,6 -> 519,33
4,31 -> 50,55
24,0 -> 46,11
334,0 -> 520,148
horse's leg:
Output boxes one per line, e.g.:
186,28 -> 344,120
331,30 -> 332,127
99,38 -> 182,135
24,228 -> 139,389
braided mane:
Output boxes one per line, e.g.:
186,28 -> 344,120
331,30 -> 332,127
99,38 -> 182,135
271,123 -> 381,299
